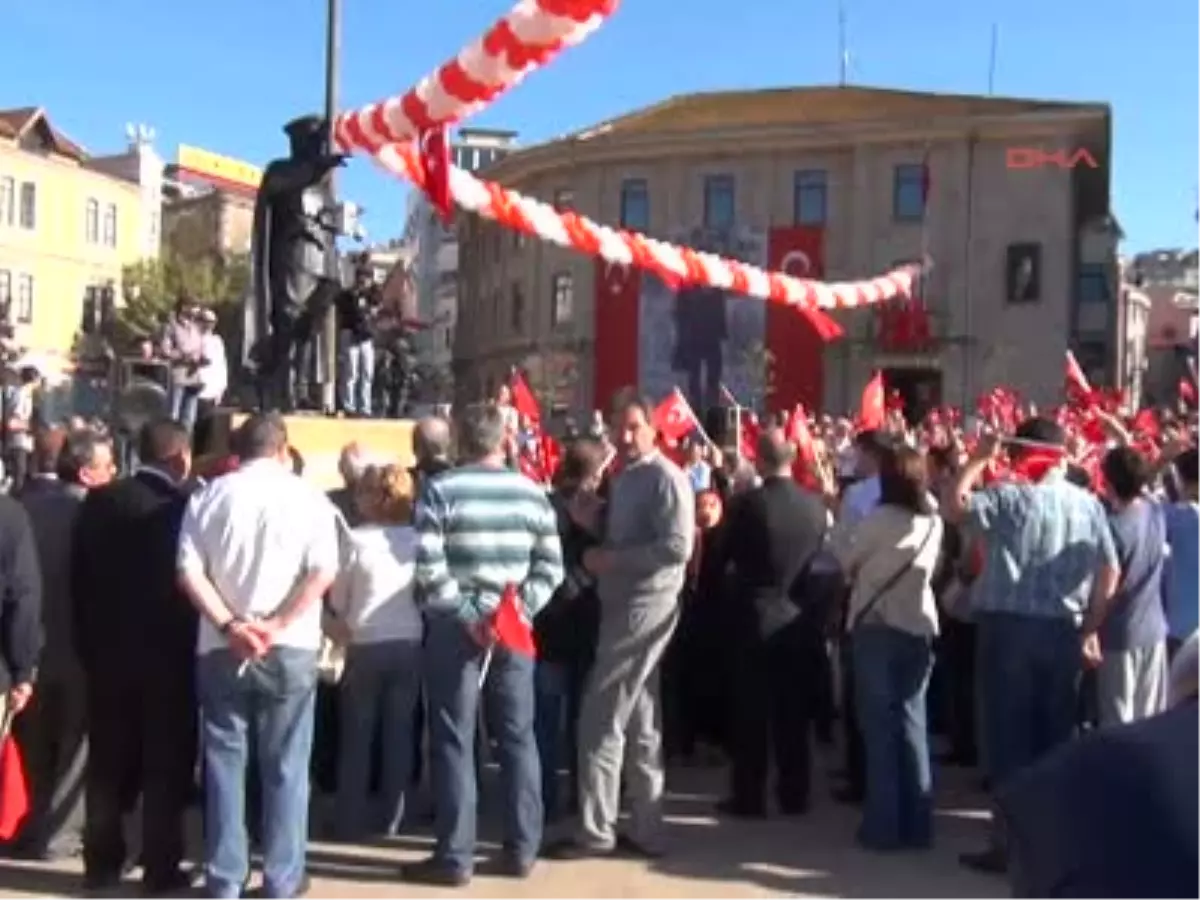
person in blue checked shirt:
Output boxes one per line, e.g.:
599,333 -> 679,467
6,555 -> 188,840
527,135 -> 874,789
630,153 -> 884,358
948,418 -> 1119,876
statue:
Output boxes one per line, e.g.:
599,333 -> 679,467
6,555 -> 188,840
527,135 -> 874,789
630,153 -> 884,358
246,115 -> 345,411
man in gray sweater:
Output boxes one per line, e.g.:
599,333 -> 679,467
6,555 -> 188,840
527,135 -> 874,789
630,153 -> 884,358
548,394 -> 695,859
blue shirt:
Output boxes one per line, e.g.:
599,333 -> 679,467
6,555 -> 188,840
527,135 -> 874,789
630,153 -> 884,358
685,461 -> 712,493
840,475 -> 881,528
966,473 -> 1117,621
1103,500 -> 1167,652
1163,501 -> 1200,640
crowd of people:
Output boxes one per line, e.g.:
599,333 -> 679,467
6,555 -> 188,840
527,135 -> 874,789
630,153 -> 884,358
0,384 -> 1194,898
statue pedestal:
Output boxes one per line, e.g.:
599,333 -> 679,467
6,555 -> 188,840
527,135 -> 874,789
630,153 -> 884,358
205,410 -> 415,490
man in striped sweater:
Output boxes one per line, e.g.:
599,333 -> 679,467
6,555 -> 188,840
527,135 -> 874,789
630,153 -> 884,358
407,403 -> 564,887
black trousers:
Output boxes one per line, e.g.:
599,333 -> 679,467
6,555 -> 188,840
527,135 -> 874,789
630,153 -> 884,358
939,618 -> 978,764
729,617 -> 820,811
83,669 -> 196,883
15,674 -> 88,855
193,398 -> 219,456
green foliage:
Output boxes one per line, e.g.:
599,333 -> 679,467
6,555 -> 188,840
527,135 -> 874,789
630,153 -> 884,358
114,251 -> 250,350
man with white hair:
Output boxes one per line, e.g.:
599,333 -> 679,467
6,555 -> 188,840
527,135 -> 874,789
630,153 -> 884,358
996,629 -> 1198,898
329,442 -> 368,527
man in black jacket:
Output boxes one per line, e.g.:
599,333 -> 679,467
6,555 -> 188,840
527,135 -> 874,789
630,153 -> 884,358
0,482 -> 42,745
718,428 -> 829,818
72,418 -> 197,894
14,426 -> 113,860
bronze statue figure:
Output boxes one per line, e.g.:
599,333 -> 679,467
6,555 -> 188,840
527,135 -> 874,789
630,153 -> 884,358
246,115 -> 345,411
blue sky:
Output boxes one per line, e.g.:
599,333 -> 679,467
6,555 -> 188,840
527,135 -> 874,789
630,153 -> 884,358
6,0 -> 1197,252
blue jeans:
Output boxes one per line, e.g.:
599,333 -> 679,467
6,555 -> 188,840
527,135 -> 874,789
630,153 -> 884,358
334,639 -> 421,839
339,333 -> 375,416
975,612 -> 1080,788
169,383 -> 199,435
423,612 -> 542,876
533,661 -> 570,819
853,625 -> 934,850
197,648 -> 318,899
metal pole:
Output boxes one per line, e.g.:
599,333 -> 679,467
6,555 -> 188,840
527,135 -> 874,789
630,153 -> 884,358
321,0 -> 341,415
987,24 -> 999,95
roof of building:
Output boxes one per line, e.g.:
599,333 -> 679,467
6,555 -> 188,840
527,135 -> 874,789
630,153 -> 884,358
558,84 -> 1107,143
0,106 -> 87,161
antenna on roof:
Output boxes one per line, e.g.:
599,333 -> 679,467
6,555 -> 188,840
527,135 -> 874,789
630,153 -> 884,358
837,1 -> 850,86
987,23 -> 999,95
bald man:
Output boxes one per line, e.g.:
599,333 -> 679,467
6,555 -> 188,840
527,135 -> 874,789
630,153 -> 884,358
718,428 -> 830,818
413,416 -> 452,487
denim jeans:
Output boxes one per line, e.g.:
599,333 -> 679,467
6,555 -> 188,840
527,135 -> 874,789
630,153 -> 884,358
424,612 -> 542,876
334,639 -> 422,839
533,661 -> 570,819
852,625 -> 934,850
975,612 -> 1080,789
339,333 -> 375,416
197,647 -> 318,899
169,383 -> 200,435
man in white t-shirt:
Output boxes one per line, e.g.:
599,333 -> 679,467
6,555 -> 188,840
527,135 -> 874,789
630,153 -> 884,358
177,413 -> 340,899
194,308 -> 228,453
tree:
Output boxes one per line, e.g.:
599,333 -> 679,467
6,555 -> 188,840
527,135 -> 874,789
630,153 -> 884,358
114,250 -> 250,351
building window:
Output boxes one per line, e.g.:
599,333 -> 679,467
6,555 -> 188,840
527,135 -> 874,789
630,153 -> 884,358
103,203 -> 118,248
17,182 -> 35,230
793,170 -> 828,226
703,174 -> 735,230
510,282 -> 525,332
892,164 -> 926,222
1078,264 -> 1109,304
551,271 -> 574,327
619,178 -> 650,231
15,274 -> 32,324
0,270 -> 10,320
553,188 -> 574,212
1005,242 -> 1042,304
85,198 -> 100,243
0,177 -> 13,226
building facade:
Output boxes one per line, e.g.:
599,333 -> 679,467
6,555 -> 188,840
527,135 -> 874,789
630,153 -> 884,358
452,86 -> 1116,417
404,127 -> 518,400
0,107 -> 148,356
1130,248 -> 1199,404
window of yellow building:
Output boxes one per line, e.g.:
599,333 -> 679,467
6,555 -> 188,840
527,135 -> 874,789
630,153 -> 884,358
0,177 -> 13,226
103,203 -> 117,248
0,271 -> 10,317
85,198 -> 99,243
18,183 -> 35,230
15,274 -> 33,324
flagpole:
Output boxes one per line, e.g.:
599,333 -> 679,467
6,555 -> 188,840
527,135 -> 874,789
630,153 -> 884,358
987,24 -> 999,95
837,0 -> 849,86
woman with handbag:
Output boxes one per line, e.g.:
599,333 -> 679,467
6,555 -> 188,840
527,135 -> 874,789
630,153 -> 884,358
834,445 -> 943,852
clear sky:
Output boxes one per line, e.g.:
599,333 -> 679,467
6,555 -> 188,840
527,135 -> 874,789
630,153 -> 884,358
5,0 -> 1197,253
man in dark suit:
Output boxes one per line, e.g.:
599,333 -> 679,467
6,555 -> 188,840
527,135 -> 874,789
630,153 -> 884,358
718,428 -> 829,818
0,471 -> 42,764
999,696 -> 1197,897
71,418 -> 197,894
14,426 -> 114,860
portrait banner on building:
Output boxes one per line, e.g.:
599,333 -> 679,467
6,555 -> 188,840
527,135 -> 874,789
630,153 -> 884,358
638,226 -> 767,412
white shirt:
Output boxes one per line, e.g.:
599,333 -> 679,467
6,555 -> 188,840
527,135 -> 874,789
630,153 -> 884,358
197,332 -> 228,401
177,458 -> 341,655
330,524 -> 423,645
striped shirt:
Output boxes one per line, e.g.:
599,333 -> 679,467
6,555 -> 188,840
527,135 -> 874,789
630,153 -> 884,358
414,463 -> 564,624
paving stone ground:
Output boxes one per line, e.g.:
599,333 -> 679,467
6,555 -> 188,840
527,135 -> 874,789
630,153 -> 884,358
0,761 -> 1006,898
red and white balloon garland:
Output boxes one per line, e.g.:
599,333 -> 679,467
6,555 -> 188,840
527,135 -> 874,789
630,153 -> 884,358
333,0 -> 923,311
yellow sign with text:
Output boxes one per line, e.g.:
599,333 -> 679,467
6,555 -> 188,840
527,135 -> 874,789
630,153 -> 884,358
176,144 -> 262,191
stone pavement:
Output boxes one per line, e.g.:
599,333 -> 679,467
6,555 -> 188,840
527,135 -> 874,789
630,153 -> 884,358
0,764 -> 1006,898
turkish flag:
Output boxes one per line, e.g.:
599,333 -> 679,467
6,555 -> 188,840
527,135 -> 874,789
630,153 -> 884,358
786,404 -> 820,488
418,126 -> 453,225
1180,377 -> 1197,408
0,732 -> 29,841
593,259 -> 641,414
509,370 -> 541,425
653,389 -> 697,442
766,227 -> 839,414
1064,350 -> 1094,404
491,585 -> 536,657
859,371 -> 886,430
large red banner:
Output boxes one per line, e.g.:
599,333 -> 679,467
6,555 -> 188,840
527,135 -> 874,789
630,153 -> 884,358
766,226 -> 835,413
592,259 -> 641,413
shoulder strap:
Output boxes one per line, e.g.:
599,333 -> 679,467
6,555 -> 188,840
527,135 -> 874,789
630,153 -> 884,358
850,518 -> 938,631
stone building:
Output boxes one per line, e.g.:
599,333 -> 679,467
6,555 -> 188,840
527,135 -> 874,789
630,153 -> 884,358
453,85 -> 1116,416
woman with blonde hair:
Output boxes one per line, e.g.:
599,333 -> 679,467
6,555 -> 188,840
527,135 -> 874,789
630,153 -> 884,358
329,464 -> 424,840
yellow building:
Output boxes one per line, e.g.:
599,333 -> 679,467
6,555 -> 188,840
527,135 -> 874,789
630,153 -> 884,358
0,106 -> 145,356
